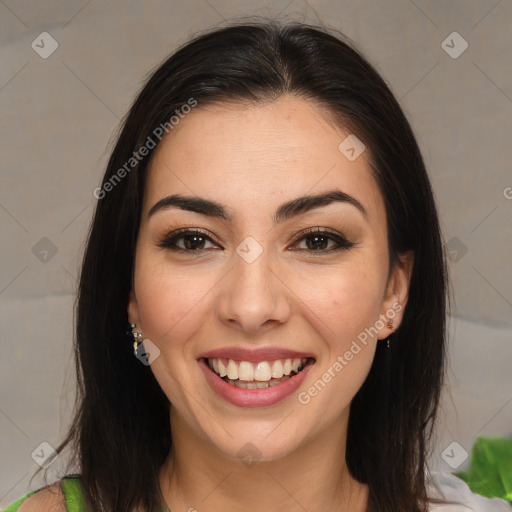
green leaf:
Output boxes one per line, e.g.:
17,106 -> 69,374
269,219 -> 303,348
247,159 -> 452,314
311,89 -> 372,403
456,470 -> 469,483
455,436 -> 512,502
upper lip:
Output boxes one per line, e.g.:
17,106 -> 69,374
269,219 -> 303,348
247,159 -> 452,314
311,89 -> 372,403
200,347 -> 315,362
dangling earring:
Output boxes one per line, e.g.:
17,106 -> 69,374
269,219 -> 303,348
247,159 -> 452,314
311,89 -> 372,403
386,318 -> 394,349
130,323 -> 143,356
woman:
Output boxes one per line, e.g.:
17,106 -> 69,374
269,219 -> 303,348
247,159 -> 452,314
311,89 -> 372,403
6,20 -> 510,512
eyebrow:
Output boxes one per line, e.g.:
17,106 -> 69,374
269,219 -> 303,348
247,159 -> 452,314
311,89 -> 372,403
147,189 -> 368,224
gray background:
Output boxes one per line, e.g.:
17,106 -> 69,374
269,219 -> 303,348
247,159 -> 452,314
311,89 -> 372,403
1,0 -> 511,505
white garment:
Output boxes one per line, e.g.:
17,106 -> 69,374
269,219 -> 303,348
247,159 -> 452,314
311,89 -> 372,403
427,472 -> 511,511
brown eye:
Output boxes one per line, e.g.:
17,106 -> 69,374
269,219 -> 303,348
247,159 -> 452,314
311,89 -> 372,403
157,229 -> 220,252
290,228 -> 355,254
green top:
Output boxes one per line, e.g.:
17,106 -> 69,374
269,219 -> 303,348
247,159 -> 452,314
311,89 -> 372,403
2,475 -> 86,512
2,476 -> 170,512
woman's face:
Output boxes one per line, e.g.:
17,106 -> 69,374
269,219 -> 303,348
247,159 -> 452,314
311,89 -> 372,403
128,95 -> 412,462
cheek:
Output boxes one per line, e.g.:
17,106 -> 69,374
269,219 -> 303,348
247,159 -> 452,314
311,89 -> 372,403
295,267 -> 382,415
133,256 -> 215,346
294,262 -> 385,349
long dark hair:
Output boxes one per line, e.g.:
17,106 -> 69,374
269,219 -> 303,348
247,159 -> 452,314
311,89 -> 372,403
39,20 -> 448,512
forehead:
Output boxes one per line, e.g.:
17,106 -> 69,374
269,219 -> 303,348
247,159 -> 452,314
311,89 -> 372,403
143,95 -> 385,223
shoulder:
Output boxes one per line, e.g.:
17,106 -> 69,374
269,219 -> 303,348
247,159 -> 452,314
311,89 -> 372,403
17,482 -> 66,512
426,471 -> 511,512
6,475 -> 84,512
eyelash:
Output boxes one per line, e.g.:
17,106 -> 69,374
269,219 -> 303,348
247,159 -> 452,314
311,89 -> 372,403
156,227 -> 356,255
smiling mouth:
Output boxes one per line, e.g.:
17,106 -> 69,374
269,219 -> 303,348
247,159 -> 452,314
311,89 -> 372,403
204,357 -> 315,389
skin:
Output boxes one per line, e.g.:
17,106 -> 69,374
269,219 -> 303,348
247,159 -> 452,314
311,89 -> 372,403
127,95 -> 413,512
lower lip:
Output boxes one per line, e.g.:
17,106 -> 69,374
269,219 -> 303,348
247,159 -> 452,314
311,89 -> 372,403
199,358 -> 314,408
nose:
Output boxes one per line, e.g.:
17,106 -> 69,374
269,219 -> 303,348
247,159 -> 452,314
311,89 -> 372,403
216,245 -> 291,335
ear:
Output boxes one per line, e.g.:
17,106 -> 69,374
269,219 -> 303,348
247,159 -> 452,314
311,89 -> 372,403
127,289 -> 141,329
377,250 -> 414,340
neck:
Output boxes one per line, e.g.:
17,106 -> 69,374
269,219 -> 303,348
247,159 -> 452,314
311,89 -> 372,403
158,409 -> 369,512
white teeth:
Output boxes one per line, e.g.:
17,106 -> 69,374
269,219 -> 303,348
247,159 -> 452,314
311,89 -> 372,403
218,359 -> 227,377
227,375 -> 293,389
271,360 -> 283,378
238,361 -> 254,381
207,357 -> 309,383
254,361 -> 271,381
227,360 -> 238,380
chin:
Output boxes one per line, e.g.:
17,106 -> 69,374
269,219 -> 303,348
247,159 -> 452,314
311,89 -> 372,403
205,424 -> 308,465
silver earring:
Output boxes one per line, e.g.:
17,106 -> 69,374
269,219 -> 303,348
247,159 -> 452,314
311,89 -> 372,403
130,323 -> 143,356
